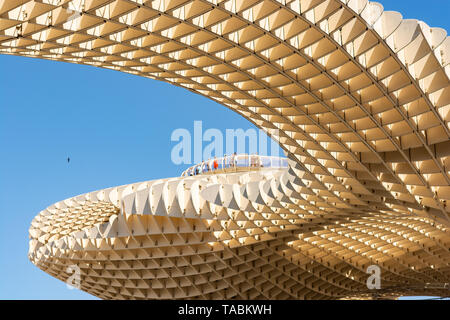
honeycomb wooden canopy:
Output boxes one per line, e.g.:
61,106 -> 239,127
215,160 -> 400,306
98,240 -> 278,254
2,0 -> 448,299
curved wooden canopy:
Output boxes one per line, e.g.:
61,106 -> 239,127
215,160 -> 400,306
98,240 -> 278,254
2,0 -> 448,299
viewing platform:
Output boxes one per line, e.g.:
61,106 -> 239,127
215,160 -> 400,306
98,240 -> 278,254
181,154 -> 288,177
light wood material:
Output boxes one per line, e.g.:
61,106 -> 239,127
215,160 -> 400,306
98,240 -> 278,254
1,0 -> 446,299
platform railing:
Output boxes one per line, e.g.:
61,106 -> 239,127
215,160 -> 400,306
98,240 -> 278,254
181,154 -> 288,177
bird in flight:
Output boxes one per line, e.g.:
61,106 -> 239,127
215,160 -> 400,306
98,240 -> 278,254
67,157 -> 70,163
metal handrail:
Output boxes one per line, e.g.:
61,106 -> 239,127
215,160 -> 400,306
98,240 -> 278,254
181,154 -> 288,177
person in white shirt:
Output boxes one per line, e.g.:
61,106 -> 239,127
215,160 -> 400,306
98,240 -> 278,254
200,161 -> 205,173
231,152 -> 237,168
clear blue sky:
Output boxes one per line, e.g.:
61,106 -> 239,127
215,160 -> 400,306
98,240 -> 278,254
0,1 -> 448,300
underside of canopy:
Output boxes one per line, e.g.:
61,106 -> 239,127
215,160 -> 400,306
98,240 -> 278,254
2,0 -> 448,299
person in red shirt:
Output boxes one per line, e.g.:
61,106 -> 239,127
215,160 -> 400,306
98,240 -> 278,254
213,156 -> 218,170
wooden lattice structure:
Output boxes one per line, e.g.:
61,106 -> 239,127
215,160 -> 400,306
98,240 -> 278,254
1,0 -> 448,299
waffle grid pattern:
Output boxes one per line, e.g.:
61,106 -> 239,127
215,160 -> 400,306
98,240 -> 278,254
4,0 -> 447,299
